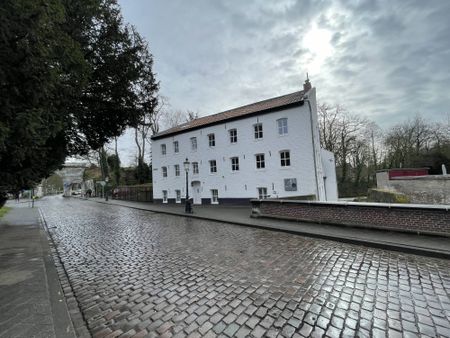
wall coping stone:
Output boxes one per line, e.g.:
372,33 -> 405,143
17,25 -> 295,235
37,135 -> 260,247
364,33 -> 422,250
250,198 -> 450,211
391,175 -> 450,181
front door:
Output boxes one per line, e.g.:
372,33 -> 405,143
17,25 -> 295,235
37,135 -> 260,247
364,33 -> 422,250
191,181 -> 202,205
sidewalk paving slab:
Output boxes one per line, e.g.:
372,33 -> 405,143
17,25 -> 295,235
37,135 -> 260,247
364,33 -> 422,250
0,203 -> 80,338
84,197 -> 450,259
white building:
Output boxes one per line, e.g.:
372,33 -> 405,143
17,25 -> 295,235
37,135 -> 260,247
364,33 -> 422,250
151,80 -> 338,204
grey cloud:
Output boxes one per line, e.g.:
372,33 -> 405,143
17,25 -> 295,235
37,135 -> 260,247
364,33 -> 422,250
338,0 -> 379,13
264,31 -> 300,54
115,0 -> 450,165
370,15 -> 405,37
294,47 -> 308,58
330,32 -> 341,46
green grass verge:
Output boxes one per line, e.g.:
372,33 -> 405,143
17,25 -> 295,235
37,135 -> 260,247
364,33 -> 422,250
0,206 -> 11,218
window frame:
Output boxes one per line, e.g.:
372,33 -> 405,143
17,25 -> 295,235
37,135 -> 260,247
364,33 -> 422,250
255,153 -> 265,169
190,137 -> 197,151
254,123 -> 263,139
192,162 -> 199,175
257,187 -> 268,199
173,141 -> 179,153
280,150 -> 291,167
208,133 -> 216,147
161,144 -> 167,155
209,160 -> 217,173
162,166 -> 168,178
211,189 -> 219,204
174,164 -> 180,176
231,157 -> 239,171
229,129 -> 238,143
175,190 -> 181,203
277,118 -> 288,135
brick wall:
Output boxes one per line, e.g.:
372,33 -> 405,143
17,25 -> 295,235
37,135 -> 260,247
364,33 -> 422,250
252,200 -> 450,237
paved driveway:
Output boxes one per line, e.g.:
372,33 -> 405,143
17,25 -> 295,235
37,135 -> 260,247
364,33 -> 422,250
41,196 -> 450,338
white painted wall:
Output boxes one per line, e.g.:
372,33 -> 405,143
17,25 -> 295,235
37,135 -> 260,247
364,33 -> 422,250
152,92 -> 337,203
321,149 -> 338,201
304,88 -> 326,201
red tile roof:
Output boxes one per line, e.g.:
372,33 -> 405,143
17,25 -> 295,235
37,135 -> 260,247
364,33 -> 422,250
151,90 -> 305,140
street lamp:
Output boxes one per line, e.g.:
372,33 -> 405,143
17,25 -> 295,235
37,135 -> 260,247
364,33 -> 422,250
105,176 -> 109,201
183,158 -> 192,213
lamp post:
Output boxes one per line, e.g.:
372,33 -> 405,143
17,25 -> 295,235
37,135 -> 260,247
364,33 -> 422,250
105,176 -> 109,201
183,158 -> 192,213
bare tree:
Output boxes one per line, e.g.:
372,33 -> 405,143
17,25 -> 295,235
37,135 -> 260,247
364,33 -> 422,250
366,121 -> 383,184
318,103 -> 370,184
160,109 -> 199,130
318,102 -> 380,196
384,114 -> 438,168
318,103 -> 340,154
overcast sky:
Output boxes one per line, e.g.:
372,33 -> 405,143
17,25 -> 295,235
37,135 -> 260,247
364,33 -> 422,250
114,0 -> 450,165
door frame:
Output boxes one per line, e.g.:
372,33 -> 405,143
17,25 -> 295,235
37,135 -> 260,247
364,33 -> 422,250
191,181 -> 202,205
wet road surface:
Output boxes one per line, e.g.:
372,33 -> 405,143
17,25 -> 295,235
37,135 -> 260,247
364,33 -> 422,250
40,196 -> 450,338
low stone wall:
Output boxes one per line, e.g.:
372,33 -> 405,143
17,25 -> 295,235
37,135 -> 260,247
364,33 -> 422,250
389,176 -> 450,205
367,189 -> 410,203
376,173 -> 450,205
251,199 -> 450,237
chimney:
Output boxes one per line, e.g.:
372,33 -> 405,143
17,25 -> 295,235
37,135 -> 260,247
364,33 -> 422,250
303,74 -> 312,92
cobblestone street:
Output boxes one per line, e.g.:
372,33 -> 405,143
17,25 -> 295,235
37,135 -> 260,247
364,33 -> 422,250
41,196 -> 450,338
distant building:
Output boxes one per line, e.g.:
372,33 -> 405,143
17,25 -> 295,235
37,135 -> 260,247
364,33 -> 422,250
151,80 -> 338,204
54,162 -> 89,196
376,168 -> 450,205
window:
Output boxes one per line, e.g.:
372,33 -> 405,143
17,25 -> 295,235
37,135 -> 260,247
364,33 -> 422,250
258,187 -> 268,199
173,141 -> 179,153
161,144 -> 166,155
255,154 -> 265,169
280,150 -> 291,167
231,157 -> 239,171
191,137 -> 197,151
277,118 -> 288,135
162,166 -> 167,177
208,133 -> 215,147
254,123 -> 263,139
192,162 -> 199,175
211,189 -> 219,204
229,129 -> 237,143
209,160 -> 217,173
162,190 -> 168,203
174,164 -> 180,176
175,190 -> 181,203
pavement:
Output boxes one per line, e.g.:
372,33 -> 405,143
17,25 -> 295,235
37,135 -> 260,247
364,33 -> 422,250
0,203 -> 82,338
84,197 -> 450,259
